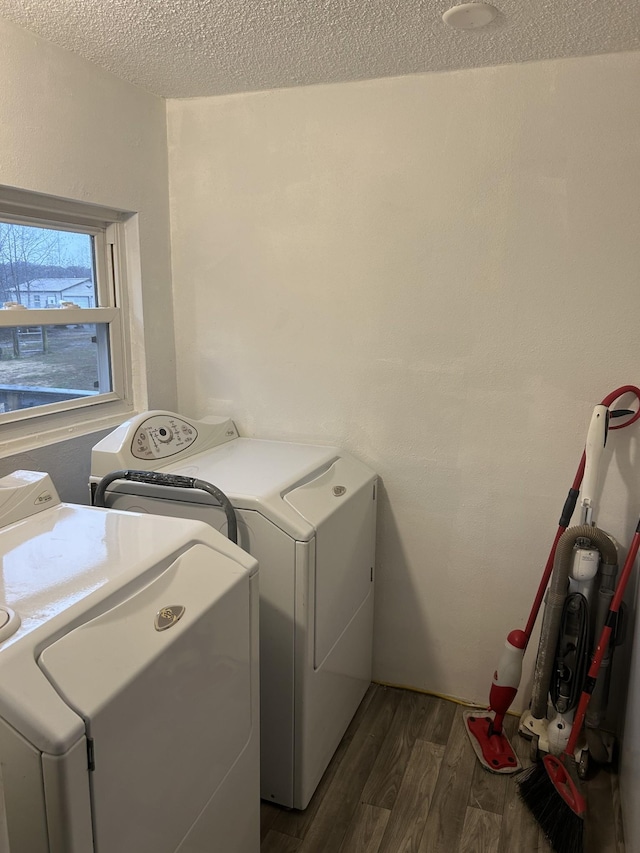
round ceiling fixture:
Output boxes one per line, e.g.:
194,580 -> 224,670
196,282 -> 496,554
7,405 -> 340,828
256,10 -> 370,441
442,3 -> 498,30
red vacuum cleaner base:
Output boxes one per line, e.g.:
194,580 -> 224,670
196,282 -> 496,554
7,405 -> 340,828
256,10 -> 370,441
464,711 -> 521,774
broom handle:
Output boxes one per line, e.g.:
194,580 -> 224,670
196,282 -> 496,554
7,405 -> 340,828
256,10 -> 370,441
565,519 -> 640,757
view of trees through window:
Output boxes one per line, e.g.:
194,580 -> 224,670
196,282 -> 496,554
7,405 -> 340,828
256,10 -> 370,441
0,221 -> 106,414
0,222 -> 93,305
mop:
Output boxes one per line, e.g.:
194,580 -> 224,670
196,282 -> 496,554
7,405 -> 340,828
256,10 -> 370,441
464,385 -> 640,774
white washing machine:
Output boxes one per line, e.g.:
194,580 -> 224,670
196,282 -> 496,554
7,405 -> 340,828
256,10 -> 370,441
90,411 -> 377,809
0,469 -> 259,853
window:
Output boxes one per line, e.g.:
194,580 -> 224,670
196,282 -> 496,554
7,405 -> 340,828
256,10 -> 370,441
0,186 -> 143,452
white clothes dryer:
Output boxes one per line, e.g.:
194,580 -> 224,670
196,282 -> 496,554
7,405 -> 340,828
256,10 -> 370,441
0,470 -> 259,853
90,411 -> 377,809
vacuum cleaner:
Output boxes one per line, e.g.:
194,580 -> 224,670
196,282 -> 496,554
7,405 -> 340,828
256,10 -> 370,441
517,511 -> 640,853
519,519 -> 619,775
465,386 -> 640,774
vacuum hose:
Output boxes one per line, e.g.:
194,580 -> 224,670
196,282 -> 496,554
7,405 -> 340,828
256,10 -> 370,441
529,524 -> 617,720
93,469 -> 239,545
550,592 -> 590,714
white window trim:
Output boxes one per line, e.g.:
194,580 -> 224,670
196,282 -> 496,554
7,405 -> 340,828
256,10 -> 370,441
0,186 -> 148,457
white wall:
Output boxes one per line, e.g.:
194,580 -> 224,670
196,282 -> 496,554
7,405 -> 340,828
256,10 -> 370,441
0,18 -> 175,500
167,51 -> 640,706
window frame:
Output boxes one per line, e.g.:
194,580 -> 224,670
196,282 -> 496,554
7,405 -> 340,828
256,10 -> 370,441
0,186 -> 144,455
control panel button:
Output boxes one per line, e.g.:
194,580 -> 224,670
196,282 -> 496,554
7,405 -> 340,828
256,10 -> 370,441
0,606 -> 21,643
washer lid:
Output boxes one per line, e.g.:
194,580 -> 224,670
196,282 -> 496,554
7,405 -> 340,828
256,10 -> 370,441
0,504 -> 253,753
0,470 -> 60,528
39,544 -> 252,853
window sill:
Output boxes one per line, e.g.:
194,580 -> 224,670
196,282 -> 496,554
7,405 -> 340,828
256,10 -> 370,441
0,402 -> 138,460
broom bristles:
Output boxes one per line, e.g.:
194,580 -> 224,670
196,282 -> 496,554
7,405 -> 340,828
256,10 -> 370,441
517,762 -> 585,853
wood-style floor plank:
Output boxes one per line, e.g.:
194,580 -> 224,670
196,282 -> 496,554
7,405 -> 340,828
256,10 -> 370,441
260,685 -> 625,853
376,738 -> 445,853
261,802 -> 280,841
418,695 -> 457,745
337,803 -> 391,853
458,806 -> 502,853
261,829 -> 302,853
417,708 -> 478,853
361,689 -> 436,810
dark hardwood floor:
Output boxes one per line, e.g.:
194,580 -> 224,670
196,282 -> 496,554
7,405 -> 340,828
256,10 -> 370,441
260,684 -> 624,853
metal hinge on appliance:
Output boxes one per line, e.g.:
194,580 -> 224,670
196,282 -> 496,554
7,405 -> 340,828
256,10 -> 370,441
87,737 -> 95,771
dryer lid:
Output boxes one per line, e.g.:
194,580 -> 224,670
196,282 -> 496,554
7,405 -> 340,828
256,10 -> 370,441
90,412 -> 376,541
163,438 -> 338,500
94,436 -> 341,540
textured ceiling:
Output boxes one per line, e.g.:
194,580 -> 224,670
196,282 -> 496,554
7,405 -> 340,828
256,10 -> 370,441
1,0 -> 639,99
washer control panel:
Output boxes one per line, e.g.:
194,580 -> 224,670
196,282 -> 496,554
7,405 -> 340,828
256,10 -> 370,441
91,411 -> 239,476
131,415 -> 199,461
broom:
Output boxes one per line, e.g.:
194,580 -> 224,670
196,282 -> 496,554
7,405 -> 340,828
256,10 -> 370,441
517,514 -> 640,853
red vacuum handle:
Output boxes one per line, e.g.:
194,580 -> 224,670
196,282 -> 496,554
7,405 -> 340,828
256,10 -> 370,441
603,384 -> 640,429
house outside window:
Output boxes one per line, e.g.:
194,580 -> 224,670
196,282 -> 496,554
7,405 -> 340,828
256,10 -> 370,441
14,278 -> 96,310
0,185 -> 143,452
